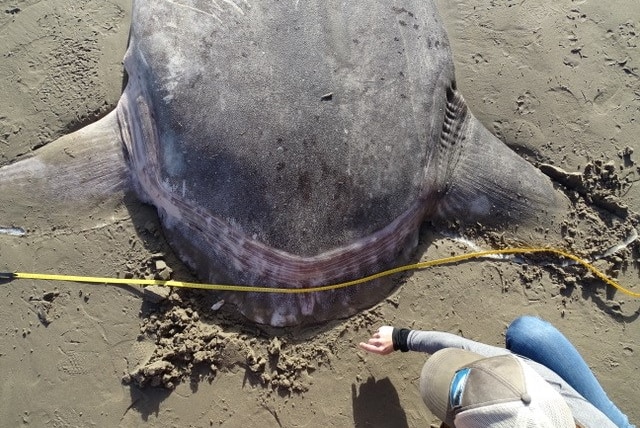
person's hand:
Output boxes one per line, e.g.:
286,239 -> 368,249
358,325 -> 395,355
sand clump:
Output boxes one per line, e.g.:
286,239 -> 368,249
123,287 -> 334,394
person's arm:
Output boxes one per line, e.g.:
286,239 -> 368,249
358,326 -> 509,358
405,329 -> 509,357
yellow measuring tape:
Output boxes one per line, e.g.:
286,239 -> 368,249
3,247 -> 639,297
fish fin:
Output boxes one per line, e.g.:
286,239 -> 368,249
0,110 -> 130,230
434,88 -> 569,230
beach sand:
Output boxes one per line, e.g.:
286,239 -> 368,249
0,1 -> 638,426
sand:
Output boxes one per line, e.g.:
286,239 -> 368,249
0,1 -> 638,426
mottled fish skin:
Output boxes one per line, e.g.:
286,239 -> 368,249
0,0 -> 569,326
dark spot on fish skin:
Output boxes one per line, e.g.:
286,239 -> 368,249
320,93 -> 333,101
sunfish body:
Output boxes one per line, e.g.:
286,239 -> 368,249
0,0 -> 568,326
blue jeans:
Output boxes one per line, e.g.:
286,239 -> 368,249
506,316 -> 634,428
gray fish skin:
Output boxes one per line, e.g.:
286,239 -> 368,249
0,0 -> 569,326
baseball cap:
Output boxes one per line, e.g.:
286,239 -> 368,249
419,348 -> 575,427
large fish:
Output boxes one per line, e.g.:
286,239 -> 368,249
0,0 -> 568,326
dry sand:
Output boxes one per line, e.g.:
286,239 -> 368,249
1,1 -> 639,426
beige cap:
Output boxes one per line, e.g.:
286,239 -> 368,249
419,348 -> 575,427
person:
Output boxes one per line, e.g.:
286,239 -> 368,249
359,315 -> 634,428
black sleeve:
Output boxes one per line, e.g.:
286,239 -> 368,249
392,328 -> 411,352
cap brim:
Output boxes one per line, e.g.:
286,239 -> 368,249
420,348 -> 485,426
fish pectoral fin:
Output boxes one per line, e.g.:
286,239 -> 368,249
0,110 -> 130,230
435,104 -> 569,229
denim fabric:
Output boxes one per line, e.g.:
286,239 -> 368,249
506,316 -> 634,428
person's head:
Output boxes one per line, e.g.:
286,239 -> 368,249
420,349 -> 575,428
